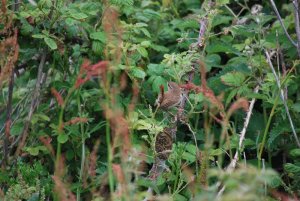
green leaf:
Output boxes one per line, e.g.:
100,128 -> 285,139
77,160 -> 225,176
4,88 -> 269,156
147,64 -> 164,75
140,28 -> 151,37
26,147 -> 40,156
182,151 -> 196,162
152,76 -> 167,93
216,0 -> 229,5
209,148 -> 223,156
27,193 -> 40,201
292,102 -> 300,113
90,31 -> 106,43
57,134 -> 69,144
137,46 -> 148,57
36,113 -> 50,122
65,18 -> 76,26
32,34 -> 46,39
141,40 -> 151,47
92,41 -> 104,55
290,149 -> 300,158
150,44 -> 169,52
70,12 -> 88,20
131,68 -> 146,79
44,37 -> 57,50
173,194 -> 188,201
66,149 -> 75,160
134,120 -> 152,130
284,163 -> 300,174
221,72 -> 246,86
10,122 -> 23,136
206,41 -> 240,55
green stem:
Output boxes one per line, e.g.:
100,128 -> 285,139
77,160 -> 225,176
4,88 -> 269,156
106,121 -> 114,195
55,88 -> 74,169
258,94 -> 280,168
76,91 -> 85,201
55,107 -> 64,167
173,158 -> 181,193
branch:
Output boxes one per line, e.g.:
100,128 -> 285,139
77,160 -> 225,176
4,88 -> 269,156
14,51 -> 47,157
292,0 -> 300,58
265,50 -> 300,148
269,0 -> 297,47
227,85 -> 259,172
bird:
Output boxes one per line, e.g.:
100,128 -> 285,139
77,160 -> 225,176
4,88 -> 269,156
149,126 -> 177,180
155,127 -> 176,160
155,81 -> 183,110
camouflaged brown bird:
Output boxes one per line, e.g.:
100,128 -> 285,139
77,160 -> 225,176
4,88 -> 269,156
155,127 -> 176,160
155,81 -> 183,110
149,126 -> 177,180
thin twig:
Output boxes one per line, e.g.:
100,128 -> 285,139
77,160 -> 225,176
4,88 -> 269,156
227,85 -> 259,172
292,0 -> 300,58
14,51 -> 47,157
278,47 -> 288,99
269,0 -> 297,47
265,50 -> 300,148
218,85 -> 260,198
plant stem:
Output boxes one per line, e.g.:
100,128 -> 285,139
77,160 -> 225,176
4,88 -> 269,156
55,88 -> 74,170
258,93 -> 280,168
106,121 -> 114,195
76,91 -> 85,201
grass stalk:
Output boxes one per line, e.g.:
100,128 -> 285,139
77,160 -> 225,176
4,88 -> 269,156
258,93 -> 280,168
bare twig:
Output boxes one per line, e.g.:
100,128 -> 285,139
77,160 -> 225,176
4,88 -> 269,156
265,50 -> 300,148
269,0 -> 297,48
292,0 -> 300,58
197,17 -> 208,47
278,47 -> 288,99
227,85 -> 259,172
218,85 -> 260,198
14,51 -> 47,157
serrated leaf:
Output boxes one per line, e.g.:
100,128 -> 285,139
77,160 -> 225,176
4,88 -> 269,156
44,37 -> 57,50
131,68 -> 146,79
134,120 -> 152,130
147,64 -> 164,75
284,163 -> 300,174
140,28 -> 151,37
267,122 -> 289,150
221,72 -> 245,86
137,46 -> 148,57
57,134 -> 69,144
141,40 -> 151,47
290,149 -> 300,158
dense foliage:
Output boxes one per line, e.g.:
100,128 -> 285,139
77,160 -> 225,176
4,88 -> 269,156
1,0 -> 300,200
